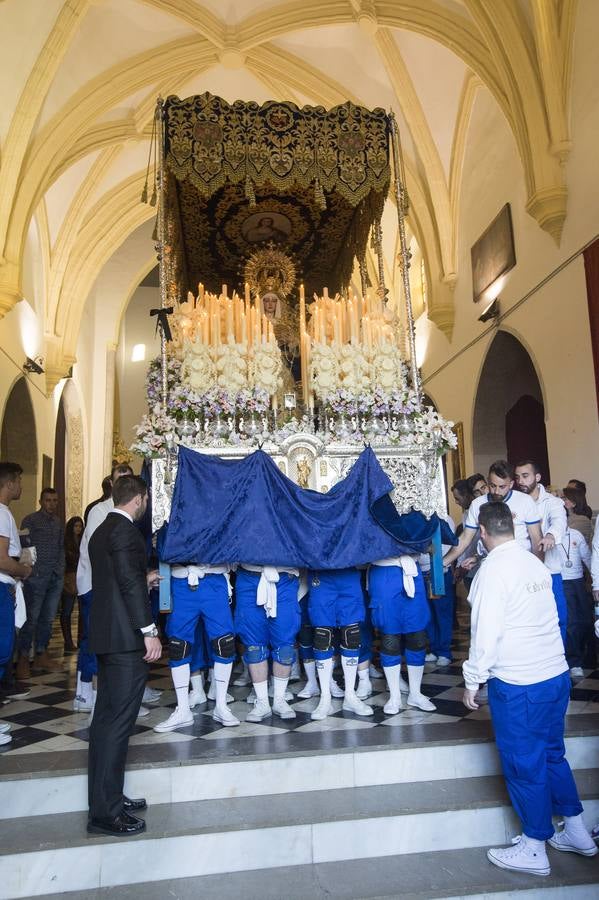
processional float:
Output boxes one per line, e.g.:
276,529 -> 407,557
134,93 -> 455,575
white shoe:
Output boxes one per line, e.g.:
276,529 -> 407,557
0,732 -> 11,745
343,694 -> 374,716
73,694 -> 94,712
330,679 -> 345,698
570,667 -> 584,679
246,698 -> 272,722
153,707 -> 194,732
142,686 -> 162,703
399,676 -> 409,693
383,698 -> 403,714
369,664 -> 384,679
297,682 -> 320,699
232,670 -> 251,687
272,698 -> 296,719
548,828 -> 598,857
436,656 -> 451,667
425,653 -> 437,663
212,707 -> 240,727
0,721 -> 11,733
407,693 -> 436,712
487,837 -> 550,876
356,679 -> 373,700
189,686 -> 207,708
137,705 -> 150,718
311,700 -> 333,720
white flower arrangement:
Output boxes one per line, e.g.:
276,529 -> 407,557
250,339 -> 283,396
214,341 -> 248,393
181,340 -> 216,392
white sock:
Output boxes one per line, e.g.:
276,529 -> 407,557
316,657 -> 333,703
407,664 -> 425,697
383,664 -> 402,708
172,664 -> 191,715
564,814 -> 588,836
213,661 -> 233,713
190,673 -> 204,693
341,655 -> 358,698
253,680 -> 269,703
273,675 -> 289,703
303,659 -> 318,690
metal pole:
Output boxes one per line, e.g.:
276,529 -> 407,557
155,96 -> 168,412
389,111 -> 422,408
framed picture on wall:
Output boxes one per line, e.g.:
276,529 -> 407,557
471,203 -> 516,302
449,422 -> 465,482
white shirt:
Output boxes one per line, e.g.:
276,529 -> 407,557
591,516 -> 599,591
465,490 -> 540,553
419,515 -> 456,574
76,498 -> 114,595
532,484 -> 567,575
462,540 -> 567,690
557,527 -> 591,581
0,503 -> 22,585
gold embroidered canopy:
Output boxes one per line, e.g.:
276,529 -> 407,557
161,93 -> 391,304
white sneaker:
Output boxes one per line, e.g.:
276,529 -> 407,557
137,705 -> 150,718
436,656 -> 451,667
425,653 -> 437,663
407,693 -> 436,712
153,707 -> 194,732
369,663 -> 384,679
73,693 -> 93,712
0,732 -> 11,745
383,698 -> 403,714
356,679 -> 373,700
570,667 -> 584,679
487,837 -> 550,876
311,700 -> 334,720
189,686 -> 207,708
330,679 -> 345,698
0,721 -> 11,733
272,698 -> 296,719
246,698 -> 272,722
343,694 -> 374,716
212,707 -> 240,727
297,683 -> 320,699
548,828 -> 598,857
142,686 -> 162,703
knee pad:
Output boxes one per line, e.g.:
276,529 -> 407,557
211,632 -> 236,659
298,623 -> 314,648
272,644 -> 295,666
244,644 -> 269,664
168,636 -> 192,662
404,630 -> 428,652
339,623 -> 361,651
313,626 -> 335,652
381,633 -> 401,656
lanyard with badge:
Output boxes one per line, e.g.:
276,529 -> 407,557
558,534 -> 573,568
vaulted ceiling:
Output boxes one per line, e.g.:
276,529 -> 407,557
0,0 -> 578,390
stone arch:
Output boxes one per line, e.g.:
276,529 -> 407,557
472,330 -> 549,481
0,377 -> 39,523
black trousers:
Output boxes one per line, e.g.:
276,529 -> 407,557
563,578 -> 594,669
88,650 -> 147,820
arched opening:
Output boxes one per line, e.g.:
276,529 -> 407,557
473,331 -> 550,482
0,377 -> 38,522
54,381 -> 85,521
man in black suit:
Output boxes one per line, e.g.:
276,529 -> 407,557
87,475 -> 161,836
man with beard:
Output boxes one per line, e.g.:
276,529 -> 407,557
443,460 -> 543,570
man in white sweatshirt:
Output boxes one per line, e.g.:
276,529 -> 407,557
462,501 -> 596,876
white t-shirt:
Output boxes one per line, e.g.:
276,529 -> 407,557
533,484 -> 567,575
557,527 -> 591,581
463,539 -> 568,690
0,502 -> 22,585
465,490 -> 540,553
76,498 -> 114,595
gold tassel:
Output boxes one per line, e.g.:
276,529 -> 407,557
245,174 -> 256,207
150,187 -> 157,207
141,184 -> 148,204
314,179 -> 326,210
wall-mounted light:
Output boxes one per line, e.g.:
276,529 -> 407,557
478,299 -> 500,324
131,343 -> 146,363
23,356 -> 44,375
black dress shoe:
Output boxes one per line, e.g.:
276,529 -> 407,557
87,813 -> 146,836
123,795 -> 147,811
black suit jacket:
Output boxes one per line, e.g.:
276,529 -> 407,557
88,511 -> 152,654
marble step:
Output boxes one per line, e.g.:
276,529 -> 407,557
1,772 -> 597,899
2,731 -> 598,819
30,845 -> 599,900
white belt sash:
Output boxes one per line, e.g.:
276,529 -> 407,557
370,555 -> 418,598
241,565 -> 299,618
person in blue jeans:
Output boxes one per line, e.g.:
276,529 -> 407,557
462,501 -> 596,876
